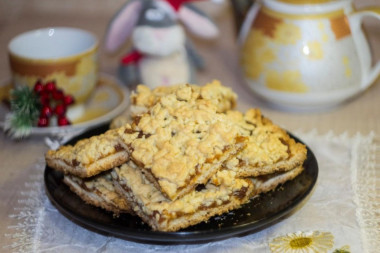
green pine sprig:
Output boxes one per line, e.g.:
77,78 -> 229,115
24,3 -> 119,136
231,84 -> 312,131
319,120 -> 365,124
4,86 -> 41,139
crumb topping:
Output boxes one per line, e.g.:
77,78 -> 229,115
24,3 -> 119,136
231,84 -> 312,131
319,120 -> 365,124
130,80 -> 237,116
115,162 -> 251,216
46,80 -> 308,232
118,87 -> 243,199
46,129 -> 123,166
225,109 -> 291,168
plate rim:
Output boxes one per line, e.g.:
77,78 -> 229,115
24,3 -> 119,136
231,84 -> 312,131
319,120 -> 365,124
44,126 -> 318,244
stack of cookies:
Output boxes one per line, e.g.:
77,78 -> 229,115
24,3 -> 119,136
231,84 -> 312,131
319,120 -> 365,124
45,81 -> 307,232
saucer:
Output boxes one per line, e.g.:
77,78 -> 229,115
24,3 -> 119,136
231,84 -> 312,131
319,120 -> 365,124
0,73 -> 130,136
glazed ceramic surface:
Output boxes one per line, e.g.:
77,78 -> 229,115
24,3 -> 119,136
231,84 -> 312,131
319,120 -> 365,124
240,0 -> 380,110
8,27 -> 99,104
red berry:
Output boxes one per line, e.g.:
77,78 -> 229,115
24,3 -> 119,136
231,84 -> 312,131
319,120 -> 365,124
54,104 -> 66,116
52,89 -> 64,101
40,92 -> 50,106
40,105 -> 53,117
34,80 -> 44,94
57,116 -> 71,126
63,95 -> 75,105
44,81 -> 56,93
37,117 -> 49,127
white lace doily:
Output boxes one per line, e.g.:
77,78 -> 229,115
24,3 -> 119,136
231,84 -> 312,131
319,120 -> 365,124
4,131 -> 379,253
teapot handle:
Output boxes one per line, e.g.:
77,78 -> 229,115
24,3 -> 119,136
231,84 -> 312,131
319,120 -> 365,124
349,7 -> 380,90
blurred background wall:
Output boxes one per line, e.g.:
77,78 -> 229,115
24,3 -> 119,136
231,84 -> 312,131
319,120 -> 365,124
0,0 -> 379,84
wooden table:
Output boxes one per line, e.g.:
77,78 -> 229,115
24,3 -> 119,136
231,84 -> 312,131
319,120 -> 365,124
0,0 -> 379,248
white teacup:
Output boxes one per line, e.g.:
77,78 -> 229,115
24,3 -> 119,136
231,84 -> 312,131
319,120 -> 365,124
8,27 -> 99,104
239,0 -> 380,111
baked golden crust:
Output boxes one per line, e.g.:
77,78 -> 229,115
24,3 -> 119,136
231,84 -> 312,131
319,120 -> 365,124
111,81 -> 237,130
63,171 -> 132,215
129,80 -> 237,116
250,165 -> 305,196
112,161 -> 254,232
117,90 -> 246,200
46,81 -> 308,232
45,129 -> 129,178
224,109 -> 307,177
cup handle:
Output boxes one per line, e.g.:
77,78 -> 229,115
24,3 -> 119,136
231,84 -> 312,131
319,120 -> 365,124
237,1 -> 261,46
349,7 -> 380,90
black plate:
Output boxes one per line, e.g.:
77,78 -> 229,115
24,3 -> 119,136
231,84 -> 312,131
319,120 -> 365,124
44,125 -> 318,244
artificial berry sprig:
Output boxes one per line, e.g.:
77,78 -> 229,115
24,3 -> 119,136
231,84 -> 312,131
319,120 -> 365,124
33,80 -> 75,127
4,80 -> 76,138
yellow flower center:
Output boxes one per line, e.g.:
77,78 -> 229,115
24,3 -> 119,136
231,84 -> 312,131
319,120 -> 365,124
289,237 -> 312,248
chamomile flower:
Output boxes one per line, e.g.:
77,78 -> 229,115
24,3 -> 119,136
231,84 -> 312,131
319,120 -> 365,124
269,231 -> 334,253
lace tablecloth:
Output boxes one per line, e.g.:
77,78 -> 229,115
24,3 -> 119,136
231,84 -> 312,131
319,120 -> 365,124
4,131 -> 379,253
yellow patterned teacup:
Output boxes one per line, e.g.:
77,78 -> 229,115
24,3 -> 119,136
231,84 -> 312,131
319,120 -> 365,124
240,0 -> 380,110
8,27 -> 98,104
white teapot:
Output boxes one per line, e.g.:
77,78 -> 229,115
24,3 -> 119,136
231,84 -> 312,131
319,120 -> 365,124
239,0 -> 380,110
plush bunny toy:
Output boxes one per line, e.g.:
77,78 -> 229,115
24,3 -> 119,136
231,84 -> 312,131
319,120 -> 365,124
104,0 -> 219,88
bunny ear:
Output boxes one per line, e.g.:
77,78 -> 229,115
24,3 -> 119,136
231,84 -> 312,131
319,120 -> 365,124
104,0 -> 143,53
178,3 -> 219,39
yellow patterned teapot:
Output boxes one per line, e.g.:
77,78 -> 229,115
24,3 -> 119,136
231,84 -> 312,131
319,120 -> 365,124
240,0 -> 380,110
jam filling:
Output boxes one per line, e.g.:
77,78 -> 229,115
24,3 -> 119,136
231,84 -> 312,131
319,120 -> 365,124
124,128 -> 135,134
132,115 -> 141,126
116,169 -> 249,226
114,144 -> 125,152
233,186 -> 248,199
199,200 -> 230,210
245,120 -> 257,128
72,159 -> 80,166
195,184 -> 206,192
124,127 -> 152,139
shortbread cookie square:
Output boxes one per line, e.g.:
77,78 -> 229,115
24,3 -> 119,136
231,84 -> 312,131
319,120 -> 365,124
117,92 -> 246,200
110,81 -> 237,130
111,161 -> 254,232
224,109 -> 307,177
45,129 -> 129,178
130,80 -> 237,117
249,165 -> 305,197
63,171 -> 132,215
